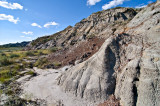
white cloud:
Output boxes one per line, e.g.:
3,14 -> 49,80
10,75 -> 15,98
44,21 -> 58,28
25,9 -> 28,11
22,31 -> 33,35
148,1 -> 153,4
0,1 -> 23,10
135,3 -> 147,8
135,5 -> 147,8
31,23 -> 42,28
87,0 -> 101,5
102,0 -> 126,10
0,14 -> 19,24
31,21 -> 58,28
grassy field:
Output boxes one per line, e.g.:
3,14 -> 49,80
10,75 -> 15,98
0,47 -> 23,52
0,47 -> 58,84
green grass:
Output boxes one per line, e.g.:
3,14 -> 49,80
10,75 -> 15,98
49,47 -> 59,53
0,47 -> 23,52
0,55 -> 13,67
87,34 -> 95,39
26,71 -> 37,76
0,47 -> 54,84
0,69 -> 18,84
34,57 -> 49,68
53,62 -> 61,67
9,53 -> 20,58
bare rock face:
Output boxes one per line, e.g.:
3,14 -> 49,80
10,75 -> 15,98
57,1 -> 160,106
115,2 -> 160,106
57,36 -> 119,103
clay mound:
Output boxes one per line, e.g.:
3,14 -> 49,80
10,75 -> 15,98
57,36 -> 120,103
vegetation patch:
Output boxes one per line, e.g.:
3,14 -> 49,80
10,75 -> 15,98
25,51 -> 35,56
9,53 -> 20,58
0,56 -> 13,67
0,69 -> 18,84
49,47 -> 60,53
34,57 -> 49,68
26,71 -> 37,76
87,34 -> 96,39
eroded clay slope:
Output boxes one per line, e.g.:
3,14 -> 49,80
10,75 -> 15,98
57,1 -> 160,106
26,7 -> 137,50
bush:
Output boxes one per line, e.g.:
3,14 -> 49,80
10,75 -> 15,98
25,51 -> 35,56
53,62 -> 61,67
0,69 -> 18,84
34,57 -> 48,68
49,47 -> 59,53
13,64 -> 24,71
87,34 -> 95,39
22,61 -> 33,68
0,56 -> 12,66
9,53 -> 20,58
38,51 -> 45,56
1,53 -> 6,56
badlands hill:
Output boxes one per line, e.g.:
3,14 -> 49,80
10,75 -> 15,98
22,1 -> 160,106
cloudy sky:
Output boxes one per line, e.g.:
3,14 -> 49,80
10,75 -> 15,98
0,0 -> 156,45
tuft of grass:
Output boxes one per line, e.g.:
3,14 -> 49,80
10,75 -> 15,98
49,47 -> 59,53
25,51 -> 35,56
0,69 -> 18,84
0,56 -> 13,67
34,57 -> 48,68
26,71 -> 37,76
38,51 -> 45,56
87,34 -> 95,39
13,64 -> 24,71
9,53 -> 20,58
53,62 -> 61,67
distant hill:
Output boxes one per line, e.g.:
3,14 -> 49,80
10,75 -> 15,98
0,41 -> 30,48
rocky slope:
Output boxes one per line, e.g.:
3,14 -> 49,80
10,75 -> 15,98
57,1 -> 160,106
26,6 -> 139,68
23,1 -> 160,106
26,7 -> 138,50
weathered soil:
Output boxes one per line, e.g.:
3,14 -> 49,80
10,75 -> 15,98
48,37 -> 105,67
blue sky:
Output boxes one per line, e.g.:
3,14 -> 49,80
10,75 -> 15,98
0,0 -> 156,45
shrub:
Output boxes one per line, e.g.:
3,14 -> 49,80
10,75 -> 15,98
0,69 -> 18,84
34,57 -> 48,68
53,62 -> 61,67
49,47 -> 59,53
38,51 -> 45,56
25,51 -> 35,56
87,34 -> 95,39
9,53 -> 20,58
0,56 -> 12,66
21,61 -> 33,68
13,64 -> 24,71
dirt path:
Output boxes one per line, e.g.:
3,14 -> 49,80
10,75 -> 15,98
19,67 -> 95,106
